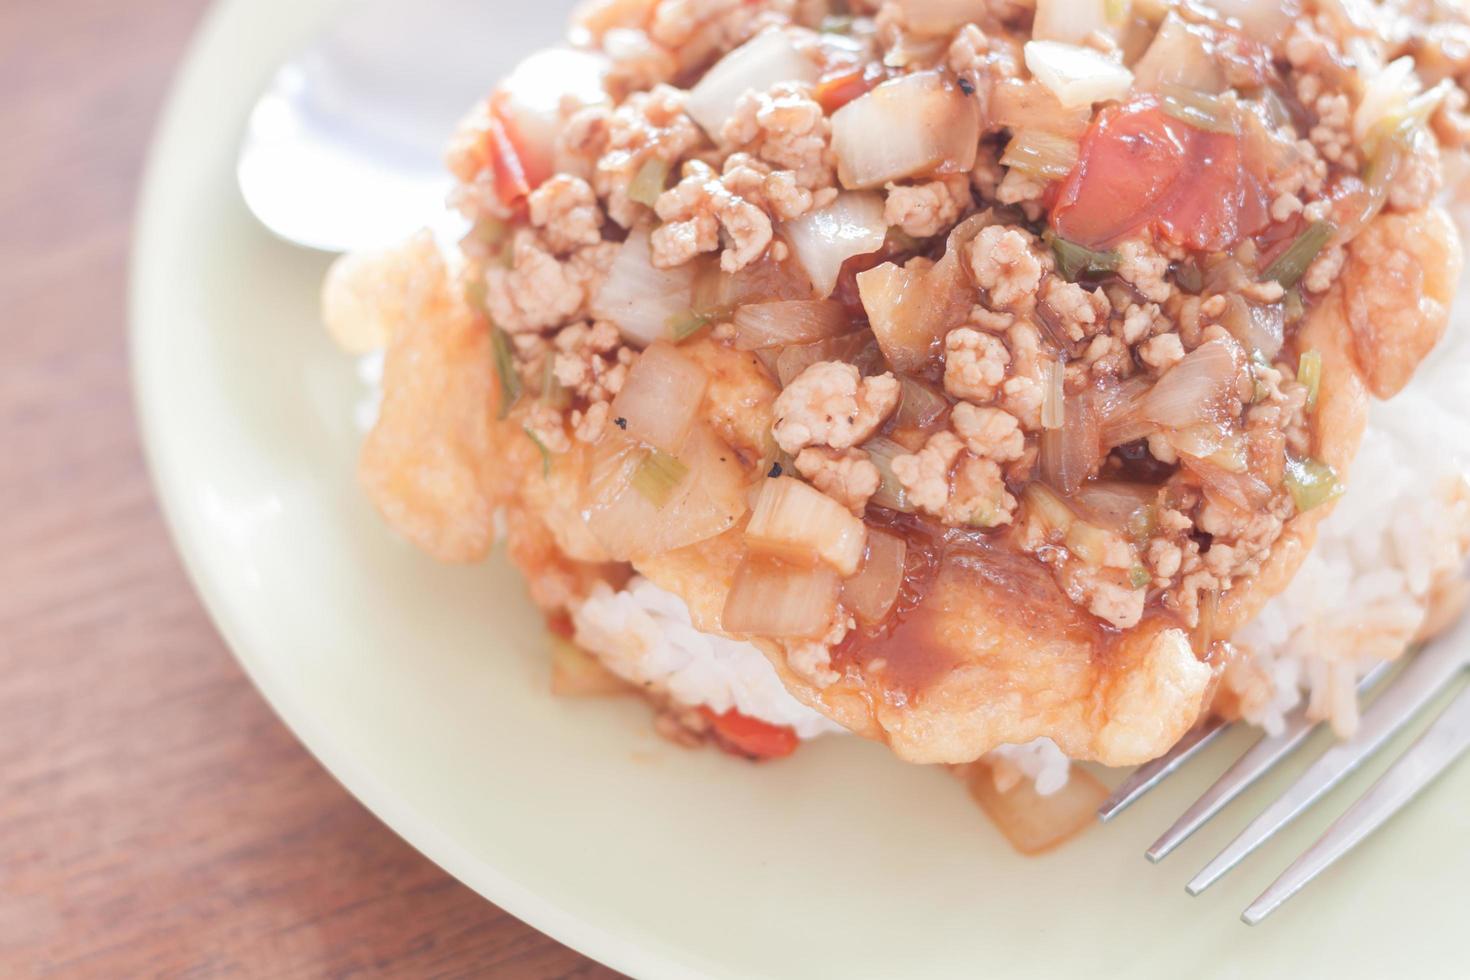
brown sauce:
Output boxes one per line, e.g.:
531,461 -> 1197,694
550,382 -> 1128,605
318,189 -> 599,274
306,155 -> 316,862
833,513 -> 1109,699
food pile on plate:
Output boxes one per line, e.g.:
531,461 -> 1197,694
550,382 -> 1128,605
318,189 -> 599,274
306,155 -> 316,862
322,0 -> 1470,851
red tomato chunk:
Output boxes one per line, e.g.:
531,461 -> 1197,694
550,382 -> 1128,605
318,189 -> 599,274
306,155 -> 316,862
1051,98 -> 1269,252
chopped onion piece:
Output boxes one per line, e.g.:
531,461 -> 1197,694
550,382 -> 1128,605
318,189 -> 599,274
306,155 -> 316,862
967,760 -> 1109,855
591,229 -> 696,347
842,529 -> 907,624
1040,391 -> 1100,495
857,238 -> 973,371
1284,456 -> 1344,512
497,48 -> 611,185
832,71 -> 980,189
1000,130 -> 1080,180
777,331 -> 885,387
630,449 -> 690,508
1096,375 -> 1154,448
1259,221 -> 1336,289
610,341 -> 709,454
1024,41 -> 1134,108
1209,0 -> 1297,42
745,476 -> 867,575
1220,294 -> 1284,360
896,0 -> 992,35
1130,14 -> 1226,95
1041,358 -> 1066,430
1072,480 -> 1157,538
780,191 -> 887,297
686,30 -> 820,138
627,157 -> 671,206
722,555 -> 840,638
584,426 -> 749,559
1064,520 -> 1112,567
865,437 -> 917,513
1141,337 -> 1244,429
1354,56 -> 1419,144
992,79 -> 1092,138
733,300 -> 851,350
1299,349 -> 1322,412
1032,0 -> 1110,45
1185,456 -> 1272,511
895,375 -> 950,431
1023,482 -> 1076,535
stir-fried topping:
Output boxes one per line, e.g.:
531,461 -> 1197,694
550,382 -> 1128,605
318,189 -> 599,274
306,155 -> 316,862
431,0 -> 1469,688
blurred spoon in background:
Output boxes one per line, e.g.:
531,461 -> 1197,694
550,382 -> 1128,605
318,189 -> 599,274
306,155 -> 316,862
237,0 -> 504,253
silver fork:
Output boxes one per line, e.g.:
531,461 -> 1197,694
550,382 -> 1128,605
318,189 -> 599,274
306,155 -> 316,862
1096,610 -> 1470,924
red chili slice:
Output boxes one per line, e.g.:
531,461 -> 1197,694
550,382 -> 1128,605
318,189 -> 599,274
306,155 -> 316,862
699,707 -> 800,760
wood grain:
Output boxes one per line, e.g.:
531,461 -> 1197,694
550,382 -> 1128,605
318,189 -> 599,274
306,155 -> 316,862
0,2 -> 619,976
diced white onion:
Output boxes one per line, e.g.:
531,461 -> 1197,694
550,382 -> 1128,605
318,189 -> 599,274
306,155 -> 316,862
1208,0 -> 1298,43
832,71 -> 980,189
1032,0 -> 1110,45
1140,337 -> 1244,430
745,476 -> 867,575
776,331 -> 884,387
841,528 -> 907,624
591,228 -> 695,347
1039,392 -> 1100,495
896,0 -> 992,35
991,78 -> 1092,138
864,436 -> 916,512
1130,14 -> 1226,95
1354,55 -> 1419,143
1024,41 -> 1133,108
685,30 -> 819,138
732,300 -> 851,350
583,425 -> 748,559
857,252 -> 971,372
722,555 -> 840,638
500,48 -> 611,177
609,341 -> 709,454
894,375 -> 949,430
780,192 -> 887,298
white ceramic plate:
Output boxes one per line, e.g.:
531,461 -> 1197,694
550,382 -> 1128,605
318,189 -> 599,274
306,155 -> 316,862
132,2 -> 1470,976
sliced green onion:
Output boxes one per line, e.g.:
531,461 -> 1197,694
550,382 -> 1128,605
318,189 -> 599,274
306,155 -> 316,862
1298,349 -> 1322,412
1048,233 -> 1119,282
1249,349 -> 1272,404
820,13 -> 854,33
1260,220 -> 1336,289
1128,563 -> 1151,589
667,309 -> 715,342
628,157 -> 672,207
1157,86 -> 1237,134
464,276 -> 489,316
491,326 -> 521,419
1001,130 -> 1080,181
1283,286 -> 1305,324
539,355 -> 571,410
524,427 -> 553,477
630,449 -> 689,508
1284,456 -> 1344,512
1174,260 -> 1204,295
1127,504 -> 1157,543
468,217 -> 510,248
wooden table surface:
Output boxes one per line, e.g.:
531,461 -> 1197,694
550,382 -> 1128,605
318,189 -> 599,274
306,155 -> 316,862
0,2 -> 618,976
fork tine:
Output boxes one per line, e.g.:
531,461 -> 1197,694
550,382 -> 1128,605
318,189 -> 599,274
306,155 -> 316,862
1187,641 -> 1467,896
1242,683 -> 1470,925
1097,718 -> 1229,822
1146,661 -> 1395,863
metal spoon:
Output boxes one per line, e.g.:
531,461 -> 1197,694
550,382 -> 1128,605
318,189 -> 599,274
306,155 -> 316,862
237,0 -> 522,253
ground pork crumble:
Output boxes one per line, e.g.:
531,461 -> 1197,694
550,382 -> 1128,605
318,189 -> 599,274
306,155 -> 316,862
434,0 -> 1469,679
